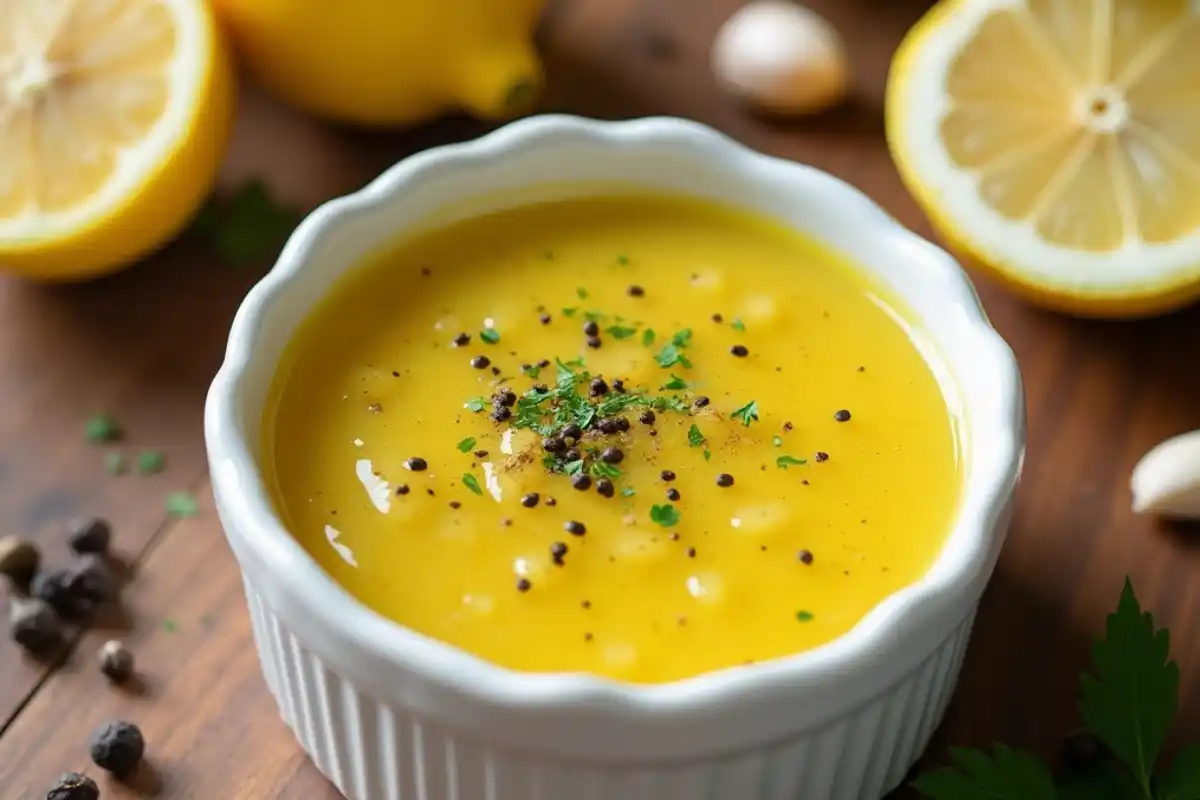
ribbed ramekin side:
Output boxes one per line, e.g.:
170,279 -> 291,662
240,578 -> 976,800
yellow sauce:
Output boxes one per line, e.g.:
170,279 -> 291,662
264,194 -> 962,683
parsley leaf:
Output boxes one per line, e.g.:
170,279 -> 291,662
462,473 -> 483,496
731,400 -> 759,427
662,374 -> 688,391
457,437 -> 476,453
1158,744 -> 1200,800
912,746 -> 1056,800
166,491 -> 199,518
650,504 -> 680,527
616,253 -> 630,265
85,413 -> 121,443
731,318 -> 746,333
523,364 -> 541,378
621,487 -> 636,498
642,329 -> 656,347
137,450 -> 166,475
1080,578 -> 1179,796
562,307 -> 578,317
796,611 -> 814,623
480,328 -> 500,344
655,343 -> 693,369
193,181 -> 301,265
464,397 -> 487,412
590,461 -> 622,480
773,435 -> 784,447
777,455 -> 807,469
687,424 -> 705,447
606,324 -> 638,340
671,328 -> 693,347
564,460 -> 586,477
703,448 -> 711,461
577,287 -> 589,299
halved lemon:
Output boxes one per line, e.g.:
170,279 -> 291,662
887,0 -> 1200,317
0,0 -> 235,281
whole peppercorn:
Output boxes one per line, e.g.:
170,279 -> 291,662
570,474 -> 592,491
582,320 -> 600,337
563,448 -> 582,462
600,447 -> 624,464
68,555 -> 115,609
469,355 -> 491,369
9,597 -> 63,655
595,479 -> 615,498
597,418 -> 621,435
32,568 -> 81,619
67,518 -> 112,556
90,720 -> 145,779
99,640 -> 135,684
586,335 -> 603,349
561,423 -> 583,441
834,409 -> 851,422
616,417 -> 631,432
490,406 -> 512,423
1060,729 -> 1109,772
542,436 -> 566,454
639,410 -> 656,425
0,535 -> 40,588
716,473 -> 735,487
46,772 -> 100,800
589,378 -> 609,397
494,389 -> 518,407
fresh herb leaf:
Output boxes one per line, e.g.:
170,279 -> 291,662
607,324 -> 638,340
662,374 -> 689,391
137,450 -> 166,475
616,253 -> 630,266
576,287 -> 589,299
777,455 -> 807,469
85,413 -> 121,443
1158,744 -> 1200,800
651,396 -> 690,413
542,453 -> 560,471
590,461 -> 623,480
462,473 -> 483,496
773,435 -> 784,447
583,310 -> 606,322
621,487 -> 636,498
731,318 -> 746,333
655,343 -> 693,369
564,460 -> 586,477
912,746 -> 1056,800
643,328 -> 656,347
703,449 -> 711,461
457,437 -> 476,453
562,307 -> 578,317
166,491 -> 199,518
731,400 -> 759,427
465,397 -> 488,412
650,504 -> 680,527
687,424 -> 705,447
1057,761 -> 1143,800
523,364 -> 541,378
194,181 -> 301,265
796,611 -> 814,623
105,452 -> 127,476
1080,578 -> 1179,795
162,619 -> 180,633
671,328 -> 693,347
480,328 -> 500,344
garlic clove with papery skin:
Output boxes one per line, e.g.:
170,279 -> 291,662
1131,430 -> 1200,519
712,1 -> 850,117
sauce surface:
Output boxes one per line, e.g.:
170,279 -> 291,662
264,195 -> 962,683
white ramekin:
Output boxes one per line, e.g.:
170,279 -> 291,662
205,115 -> 1025,800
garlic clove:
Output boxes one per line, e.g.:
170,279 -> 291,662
712,1 -> 850,117
1130,430 -> 1200,519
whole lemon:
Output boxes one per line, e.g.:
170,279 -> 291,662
213,0 -> 547,127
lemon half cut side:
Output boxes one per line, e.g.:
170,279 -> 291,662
0,0 -> 234,281
887,0 -> 1200,317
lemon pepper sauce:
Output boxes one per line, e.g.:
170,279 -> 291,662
264,195 -> 963,683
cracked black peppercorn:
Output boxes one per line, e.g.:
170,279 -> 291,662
639,410 -> 655,425
10,597 -> 63,655
815,451 -> 830,462
600,447 -> 624,464
67,518 -> 112,556
0,535 -> 39,588
99,639 -> 135,684
520,493 -> 539,508
542,436 -> 566,453
90,720 -> 145,779
596,479 -> 615,498
490,406 -> 512,422
611,379 -> 626,393
561,423 -> 583,440
469,355 -> 490,369
564,521 -> 586,536
597,418 -> 621,434
570,474 -> 592,491
46,772 -> 100,800
494,389 -> 517,407
396,484 -> 410,496
589,377 -> 609,396
550,541 -> 568,565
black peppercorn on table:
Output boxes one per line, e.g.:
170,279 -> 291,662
1,0 -> 1200,797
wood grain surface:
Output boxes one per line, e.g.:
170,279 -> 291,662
3,0 -> 1200,797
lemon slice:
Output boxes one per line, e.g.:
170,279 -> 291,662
0,0 -> 234,281
887,0 -> 1200,316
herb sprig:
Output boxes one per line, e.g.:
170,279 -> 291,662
914,579 -> 1197,800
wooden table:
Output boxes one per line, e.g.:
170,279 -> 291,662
3,0 -> 1200,797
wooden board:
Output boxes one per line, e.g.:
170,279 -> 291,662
3,0 -> 1200,796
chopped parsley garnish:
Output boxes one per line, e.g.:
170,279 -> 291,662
703,448 -> 712,461
576,287 -> 589,300
796,610 -> 815,623
590,461 -> 623,480
662,374 -> 689,391
462,473 -> 483,496
479,328 -> 500,344
522,364 -> 541,378
655,343 -> 693,369
776,455 -> 807,469
582,310 -> 606,322
621,487 -> 636,498
465,397 -> 488,412
687,424 -> 706,447
642,328 -> 656,347
564,459 -> 586,476
457,437 -> 476,453
773,435 -> 784,447
137,450 -> 166,475
672,328 -> 693,347
650,504 -> 680,527
85,413 -> 121,443
562,307 -> 578,317
192,180 -> 302,265
732,318 -> 746,333
731,400 -> 759,427
166,491 -> 199,518
616,253 -> 630,265
606,324 -> 638,339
